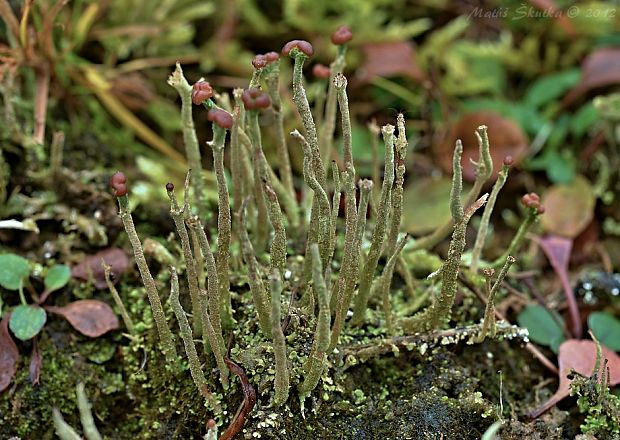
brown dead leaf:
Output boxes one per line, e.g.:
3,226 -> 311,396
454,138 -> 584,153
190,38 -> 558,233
529,339 -> 620,418
358,41 -> 426,83
541,175 -> 595,238
563,48 -> 620,106
72,248 -> 129,289
437,111 -> 529,181
0,315 -> 19,392
46,300 -> 119,337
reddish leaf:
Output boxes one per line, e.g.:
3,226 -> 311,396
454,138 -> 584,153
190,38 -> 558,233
536,235 -> 582,337
358,41 -> 426,83
0,315 -> 19,392
437,111 -> 529,181
527,0 -> 576,37
540,175 -> 596,239
72,248 -> 129,289
529,339 -> 620,418
29,338 -> 42,386
563,48 -> 620,105
46,300 -> 119,337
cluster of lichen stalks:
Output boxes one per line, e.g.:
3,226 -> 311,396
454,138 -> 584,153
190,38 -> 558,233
109,26 -> 542,431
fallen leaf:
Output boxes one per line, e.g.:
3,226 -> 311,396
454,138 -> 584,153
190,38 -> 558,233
540,175 -> 596,238
46,300 -> 119,337
402,177 -> 453,235
29,338 -> 41,385
0,315 -> 19,392
563,48 -> 620,106
536,235 -> 582,338
72,248 -> 129,289
436,111 -> 529,181
358,41 -> 426,83
529,339 -> 620,418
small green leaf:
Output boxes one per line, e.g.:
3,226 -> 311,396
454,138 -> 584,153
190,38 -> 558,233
517,304 -> 566,353
44,264 -> 71,293
9,305 -> 47,341
523,69 -> 581,109
0,254 -> 30,290
588,312 -> 620,351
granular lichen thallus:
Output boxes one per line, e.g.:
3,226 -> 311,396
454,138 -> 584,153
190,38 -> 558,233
110,26 -> 540,426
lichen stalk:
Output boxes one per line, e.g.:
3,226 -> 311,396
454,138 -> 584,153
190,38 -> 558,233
102,260 -> 134,334
385,113 -> 408,257
329,167 -> 360,348
293,130 -> 332,268
246,110 -> 270,253
470,162 -> 510,273
319,45 -> 348,167
167,180 -> 204,336
351,125 -> 395,324
299,243 -> 331,399
381,234 -> 409,335
263,181 -> 287,274
208,123 -> 233,327
52,408 -> 81,440
334,73 -> 354,172
76,383 -> 102,440
269,268 -> 289,406
167,63 -> 207,219
169,267 -> 210,398
264,62 -> 297,213
238,199 -> 273,336
330,160 -> 341,259
231,89 -> 250,217
116,194 -> 176,362
491,208 -> 539,268
185,217 -> 229,388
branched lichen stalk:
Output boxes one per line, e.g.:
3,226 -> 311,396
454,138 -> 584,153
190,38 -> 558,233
411,125 -> 493,250
352,125 -> 395,324
269,268 -> 289,406
400,143 -> 489,332
208,123 -> 233,327
170,267 -> 211,398
470,162 -> 510,273
299,243 -> 331,400
116,194 -> 176,362
76,383 -> 102,440
238,200 -> 272,336
381,234 -> 409,335
167,63 -> 207,219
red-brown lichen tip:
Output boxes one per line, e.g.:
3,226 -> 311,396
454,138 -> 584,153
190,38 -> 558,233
282,40 -> 314,57
241,88 -> 271,110
109,172 -> 128,197
191,80 -> 214,105
165,182 -> 174,192
503,155 -> 514,167
252,54 -> 267,69
312,64 -> 331,79
331,25 -> 353,45
207,108 -> 234,130
207,419 -> 216,429
264,51 -> 279,62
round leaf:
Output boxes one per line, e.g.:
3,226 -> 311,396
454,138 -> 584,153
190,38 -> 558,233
0,254 -> 30,290
517,304 -> 566,352
588,312 -> 620,351
9,305 -> 47,341
44,264 -> 71,293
